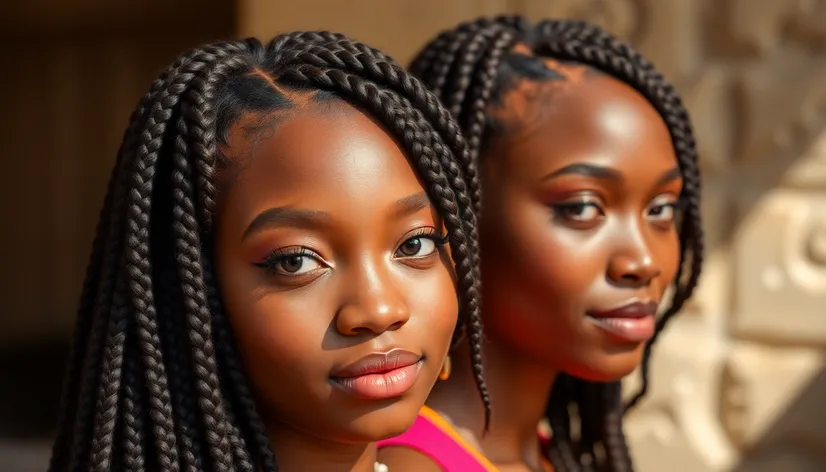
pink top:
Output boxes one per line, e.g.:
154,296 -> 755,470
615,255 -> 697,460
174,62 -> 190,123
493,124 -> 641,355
377,406 -> 498,471
377,406 -> 555,472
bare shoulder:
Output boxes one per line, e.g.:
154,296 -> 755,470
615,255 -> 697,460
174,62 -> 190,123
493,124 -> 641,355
377,446 -> 444,472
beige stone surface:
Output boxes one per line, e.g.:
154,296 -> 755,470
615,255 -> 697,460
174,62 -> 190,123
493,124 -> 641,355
732,190 -> 826,342
721,342 -> 825,448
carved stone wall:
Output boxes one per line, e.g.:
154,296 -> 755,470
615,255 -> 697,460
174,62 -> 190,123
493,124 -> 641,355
515,0 -> 826,470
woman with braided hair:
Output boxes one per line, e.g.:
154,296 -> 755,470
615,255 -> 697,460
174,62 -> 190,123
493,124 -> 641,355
377,15 -> 704,472
48,31 -> 490,472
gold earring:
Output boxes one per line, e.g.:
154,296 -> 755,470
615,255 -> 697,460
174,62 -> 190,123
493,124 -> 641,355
439,355 -> 452,381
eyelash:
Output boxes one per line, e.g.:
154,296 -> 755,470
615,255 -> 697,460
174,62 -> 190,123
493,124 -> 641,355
404,227 -> 450,249
253,247 -> 321,275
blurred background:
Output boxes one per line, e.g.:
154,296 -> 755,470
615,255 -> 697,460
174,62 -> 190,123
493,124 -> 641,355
1,0 -> 824,470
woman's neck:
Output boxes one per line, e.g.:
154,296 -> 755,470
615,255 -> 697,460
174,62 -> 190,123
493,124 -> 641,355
266,420 -> 379,472
426,337 -> 556,470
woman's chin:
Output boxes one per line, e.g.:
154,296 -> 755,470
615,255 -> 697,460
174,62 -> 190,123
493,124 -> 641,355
566,346 -> 645,383
328,400 -> 422,444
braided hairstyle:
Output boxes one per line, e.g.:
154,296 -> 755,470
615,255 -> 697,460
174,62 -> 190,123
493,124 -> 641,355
48,31 -> 490,472
409,15 -> 704,472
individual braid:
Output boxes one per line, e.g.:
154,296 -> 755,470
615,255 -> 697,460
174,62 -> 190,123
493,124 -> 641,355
156,259 -> 204,472
409,15 -> 704,472
50,32 -> 483,472
121,327 -> 147,470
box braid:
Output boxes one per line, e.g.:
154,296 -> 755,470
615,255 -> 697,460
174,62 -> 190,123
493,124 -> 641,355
49,31 -> 488,472
409,15 -> 704,472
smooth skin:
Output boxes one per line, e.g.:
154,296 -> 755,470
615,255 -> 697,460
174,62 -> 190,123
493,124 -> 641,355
380,61 -> 682,472
214,98 -> 458,472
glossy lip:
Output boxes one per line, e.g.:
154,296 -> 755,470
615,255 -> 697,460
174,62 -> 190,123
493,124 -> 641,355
586,300 -> 658,343
587,300 -> 658,319
329,349 -> 424,401
330,348 -> 423,378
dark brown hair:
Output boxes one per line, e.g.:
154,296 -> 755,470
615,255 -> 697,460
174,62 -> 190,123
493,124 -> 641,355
48,32 -> 488,472
409,15 -> 704,472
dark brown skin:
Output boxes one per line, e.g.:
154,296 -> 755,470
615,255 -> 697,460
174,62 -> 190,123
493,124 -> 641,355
214,98 -> 458,472
380,63 -> 682,472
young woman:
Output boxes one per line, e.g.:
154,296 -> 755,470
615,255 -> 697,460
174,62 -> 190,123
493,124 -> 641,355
47,32 -> 488,472
378,16 -> 704,472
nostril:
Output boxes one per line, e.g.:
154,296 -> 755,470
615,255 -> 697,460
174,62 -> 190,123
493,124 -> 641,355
387,321 -> 405,331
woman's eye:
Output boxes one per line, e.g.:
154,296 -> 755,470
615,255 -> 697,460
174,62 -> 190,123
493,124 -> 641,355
556,202 -> 603,222
256,250 -> 325,276
648,202 -> 677,222
395,236 -> 438,258
275,254 -> 322,274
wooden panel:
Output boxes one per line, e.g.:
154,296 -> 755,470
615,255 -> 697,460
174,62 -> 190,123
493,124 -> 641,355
0,3 -> 234,346
0,0 -> 232,36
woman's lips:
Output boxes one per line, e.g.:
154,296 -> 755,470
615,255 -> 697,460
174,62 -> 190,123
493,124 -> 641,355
586,301 -> 658,343
329,349 -> 424,400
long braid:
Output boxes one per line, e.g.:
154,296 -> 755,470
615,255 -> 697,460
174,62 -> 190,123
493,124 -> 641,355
157,251 -> 204,472
409,15 -> 704,472
444,26 -> 501,118
575,381 -> 600,472
51,32 -> 483,472
545,377 -> 580,472
599,382 -> 634,472
455,24 -> 517,162
88,269 -> 130,472
121,329 -> 148,470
